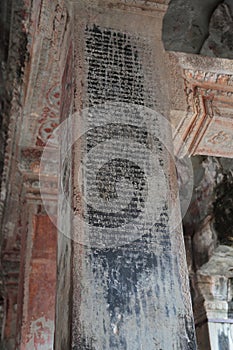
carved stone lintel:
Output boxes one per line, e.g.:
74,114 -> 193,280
173,56 -> 233,158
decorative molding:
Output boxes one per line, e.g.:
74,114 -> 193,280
66,0 -> 168,13
0,3 -> 64,341
174,65 -> 233,158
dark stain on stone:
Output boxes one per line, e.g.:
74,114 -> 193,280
213,173 -> 233,245
218,330 -> 229,350
182,315 -> 197,350
90,208 -> 171,315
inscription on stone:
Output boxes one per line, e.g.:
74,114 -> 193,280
70,22 -> 196,350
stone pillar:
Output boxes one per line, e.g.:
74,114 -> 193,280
194,246 -> 233,350
0,150 -> 58,350
55,1 -> 196,349
14,151 -> 58,350
18,209 -> 57,350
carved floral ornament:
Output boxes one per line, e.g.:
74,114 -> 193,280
206,130 -> 231,145
36,83 -> 61,146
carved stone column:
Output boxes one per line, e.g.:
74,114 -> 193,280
54,1 -> 196,348
15,151 -> 57,350
193,245 -> 233,350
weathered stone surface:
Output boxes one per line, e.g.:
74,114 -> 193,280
213,171 -> 233,245
0,0 -> 28,344
193,218 -> 217,269
162,0 -> 222,54
18,212 -> 57,350
183,154 -> 233,244
183,155 -> 233,350
183,156 -> 220,235
201,2 -> 233,59
163,0 -> 233,60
